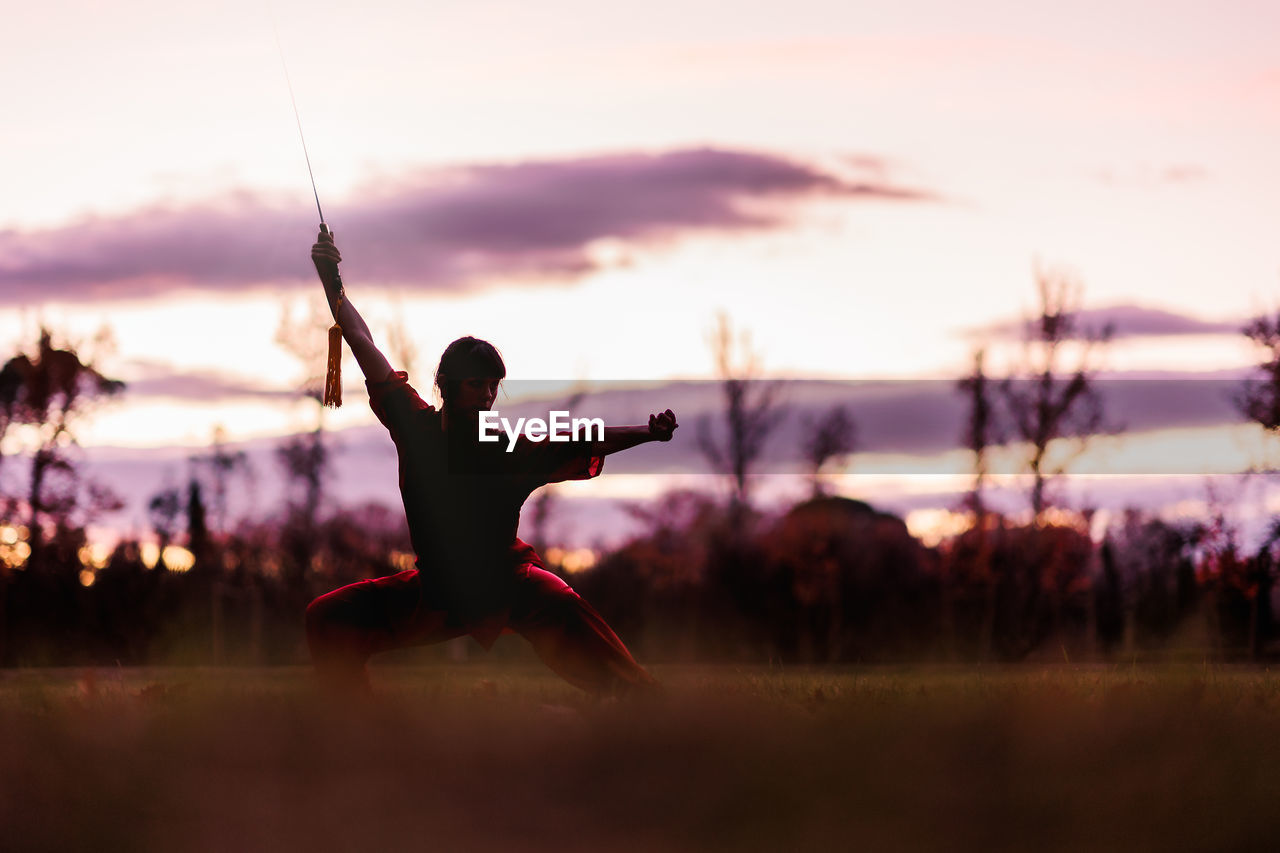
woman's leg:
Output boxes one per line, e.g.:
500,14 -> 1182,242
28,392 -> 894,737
305,569 -> 458,692
507,565 -> 658,695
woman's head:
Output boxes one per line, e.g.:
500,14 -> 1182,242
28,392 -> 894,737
435,336 -> 505,413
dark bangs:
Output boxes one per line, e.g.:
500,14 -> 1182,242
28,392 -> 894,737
435,337 -> 506,405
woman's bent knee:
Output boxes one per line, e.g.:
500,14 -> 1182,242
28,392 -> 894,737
305,583 -> 373,659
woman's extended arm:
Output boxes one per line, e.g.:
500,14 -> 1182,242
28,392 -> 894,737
597,409 -> 678,456
310,229 -> 395,383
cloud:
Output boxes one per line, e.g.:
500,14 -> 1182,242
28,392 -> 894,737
0,148 -> 933,304
94,374 -> 1252,481
555,376 -> 1249,475
125,370 -> 301,402
974,304 -> 1243,341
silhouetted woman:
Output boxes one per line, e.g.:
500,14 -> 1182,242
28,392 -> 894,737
304,229 -> 674,694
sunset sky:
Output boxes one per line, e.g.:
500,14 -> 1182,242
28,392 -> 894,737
3,0 -> 1279,541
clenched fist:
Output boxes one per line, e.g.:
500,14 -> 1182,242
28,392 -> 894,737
648,409 -> 678,441
310,228 -> 343,288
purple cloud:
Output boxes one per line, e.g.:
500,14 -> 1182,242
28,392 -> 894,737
120,373 -> 1250,470
0,148 -> 933,304
125,369 -> 301,402
976,304 -> 1244,341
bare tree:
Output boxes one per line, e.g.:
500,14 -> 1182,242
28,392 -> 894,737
276,429 -> 329,590
1237,311 -> 1280,438
1232,310 -> 1280,656
275,297 -> 337,591
147,483 -> 183,569
0,356 -> 23,488
0,328 -> 125,566
384,309 -> 419,378
955,347 -> 1006,657
189,426 -> 252,536
999,267 -> 1112,522
957,348 -> 998,520
695,313 -> 785,518
800,405 -> 856,497
276,297 -> 332,406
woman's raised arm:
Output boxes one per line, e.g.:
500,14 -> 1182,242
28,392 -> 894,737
310,229 -> 395,383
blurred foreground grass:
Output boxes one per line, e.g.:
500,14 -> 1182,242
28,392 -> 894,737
3,663 -> 1280,852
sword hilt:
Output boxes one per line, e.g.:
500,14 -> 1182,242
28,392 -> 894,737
316,222 -> 343,287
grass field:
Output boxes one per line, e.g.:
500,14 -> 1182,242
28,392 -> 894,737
3,663 -> 1279,852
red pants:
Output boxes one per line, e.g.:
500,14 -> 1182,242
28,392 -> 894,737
305,564 -> 655,694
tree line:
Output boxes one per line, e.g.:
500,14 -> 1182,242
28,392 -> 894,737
3,268 -> 1280,665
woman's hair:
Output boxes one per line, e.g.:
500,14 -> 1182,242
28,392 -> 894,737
434,336 -> 506,409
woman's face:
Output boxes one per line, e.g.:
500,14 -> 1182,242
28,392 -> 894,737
453,377 -> 500,414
